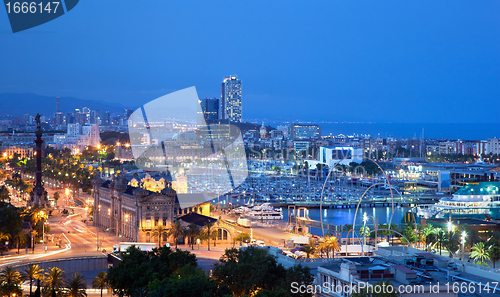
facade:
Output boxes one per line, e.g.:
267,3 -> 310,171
260,122 -> 267,139
81,124 -> 100,148
293,141 -> 310,151
0,145 -> 34,159
289,123 -> 321,140
316,257 -> 457,297
93,176 -> 226,244
102,111 -> 111,126
221,75 -> 242,123
486,138 -> 500,155
67,123 -> 81,137
55,123 -> 100,151
319,146 -> 363,166
93,176 -> 176,242
198,98 -> 220,122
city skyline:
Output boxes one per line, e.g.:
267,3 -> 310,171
1,1 -> 499,124
2,2 -> 500,296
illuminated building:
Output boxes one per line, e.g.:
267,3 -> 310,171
221,75 -> 242,123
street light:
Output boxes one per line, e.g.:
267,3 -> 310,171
447,221 -> 453,249
362,212 -> 367,256
42,220 -> 48,253
461,231 -> 467,262
447,221 -> 453,233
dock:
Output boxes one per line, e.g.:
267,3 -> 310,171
271,195 -> 440,209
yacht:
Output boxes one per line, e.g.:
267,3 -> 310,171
231,202 -> 283,220
416,182 -> 500,219
247,203 -> 283,220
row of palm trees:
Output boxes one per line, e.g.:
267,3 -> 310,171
151,220 -> 220,251
302,235 -> 342,259
0,264 -> 111,297
408,224 -> 500,268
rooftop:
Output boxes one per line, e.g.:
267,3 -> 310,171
454,182 -> 500,196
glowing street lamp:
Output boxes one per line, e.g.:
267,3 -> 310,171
461,231 -> 467,262
362,212 -> 368,256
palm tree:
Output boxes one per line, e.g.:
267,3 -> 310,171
186,223 -> 200,250
488,246 -> 500,269
203,221 -> 215,251
360,226 -> 370,237
0,266 -> 22,296
23,264 -> 43,297
53,192 -> 60,206
91,271 -> 110,297
32,230 -> 39,252
0,231 -> 10,256
44,267 -> 66,297
471,242 -> 490,265
152,224 -> 169,248
319,235 -> 341,258
422,225 -> 436,251
0,185 -> 10,201
303,239 -> 316,259
65,272 -> 87,297
169,220 -> 184,249
0,266 -> 21,285
14,229 -> 28,254
210,229 -> 218,247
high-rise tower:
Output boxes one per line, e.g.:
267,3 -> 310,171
221,75 -> 242,123
198,98 -> 219,123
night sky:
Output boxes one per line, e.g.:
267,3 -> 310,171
1,0 -> 499,123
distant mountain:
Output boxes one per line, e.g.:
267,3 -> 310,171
0,93 -> 126,117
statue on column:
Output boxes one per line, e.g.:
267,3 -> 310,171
28,113 -> 49,208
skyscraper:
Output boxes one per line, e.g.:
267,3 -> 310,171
102,111 -> 111,125
56,96 -> 60,112
90,110 -> 101,124
198,98 -> 219,123
221,75 -> 242,123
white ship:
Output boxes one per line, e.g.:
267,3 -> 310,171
231,202 -> 283,220
416,182 -> 500,219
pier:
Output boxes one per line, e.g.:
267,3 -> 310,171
271,195 -> 440,209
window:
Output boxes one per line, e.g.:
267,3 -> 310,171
163,218 -> 167,226
154,219 -> 158,227
146,232 -> 150,242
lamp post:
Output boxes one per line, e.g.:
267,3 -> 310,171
42,221 -> 48,253
461,231 -> 467,262
447,220 -> 453,256
362,212 -> 367,257
96,204 -> 100,251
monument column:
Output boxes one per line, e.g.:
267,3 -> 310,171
28,114 -> 49,208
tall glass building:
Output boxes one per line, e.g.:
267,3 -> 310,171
289,123 -> 321,139
221,75 -> 242,123
198,98 -> 220,122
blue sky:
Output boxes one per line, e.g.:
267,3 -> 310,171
1,0 -> 499,123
